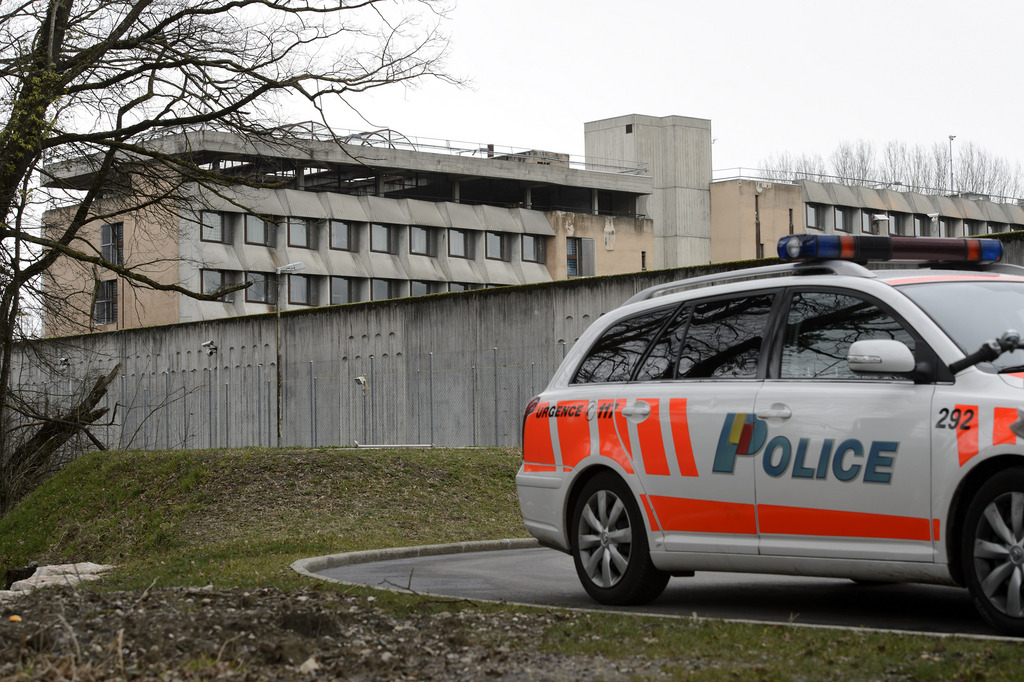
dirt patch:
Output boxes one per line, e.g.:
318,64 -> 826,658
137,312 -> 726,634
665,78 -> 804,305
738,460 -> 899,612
0,586 -> 665,680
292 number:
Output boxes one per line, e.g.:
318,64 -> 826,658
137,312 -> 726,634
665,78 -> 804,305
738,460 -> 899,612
936,407 -> 975,431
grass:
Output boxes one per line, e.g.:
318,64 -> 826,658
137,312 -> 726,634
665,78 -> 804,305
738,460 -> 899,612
1,446 -> 1022,680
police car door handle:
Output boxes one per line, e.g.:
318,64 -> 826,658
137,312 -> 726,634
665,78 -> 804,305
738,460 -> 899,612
757,404 -> 792,420
621,401 -> 652,420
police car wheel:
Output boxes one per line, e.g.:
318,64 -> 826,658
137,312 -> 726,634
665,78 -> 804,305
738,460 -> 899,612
570,472 -> 669,606
962,469 -> 1024,636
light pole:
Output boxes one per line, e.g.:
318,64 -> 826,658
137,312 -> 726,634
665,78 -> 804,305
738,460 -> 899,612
949,134 -> 956,194
275,261 -> 305,446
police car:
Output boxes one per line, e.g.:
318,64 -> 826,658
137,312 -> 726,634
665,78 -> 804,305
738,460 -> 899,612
517,234 -> 1024,635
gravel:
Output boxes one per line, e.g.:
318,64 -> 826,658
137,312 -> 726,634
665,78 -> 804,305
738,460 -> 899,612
0,585 -> 667,680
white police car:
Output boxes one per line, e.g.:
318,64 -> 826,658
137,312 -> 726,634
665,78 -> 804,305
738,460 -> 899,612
517,234 -> 1024,635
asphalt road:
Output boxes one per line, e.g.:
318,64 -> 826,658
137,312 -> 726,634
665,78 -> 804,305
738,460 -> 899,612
316,546 -> 999,637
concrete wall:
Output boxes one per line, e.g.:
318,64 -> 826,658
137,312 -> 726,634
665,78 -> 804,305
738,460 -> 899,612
20,261 -> 744,451
24,230 -> 1024,452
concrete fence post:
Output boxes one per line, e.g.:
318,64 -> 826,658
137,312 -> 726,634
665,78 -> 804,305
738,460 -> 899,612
429,352 -> 435,446
493,347 -> 499,445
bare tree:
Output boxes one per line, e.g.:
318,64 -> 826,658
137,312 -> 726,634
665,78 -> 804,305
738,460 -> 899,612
829,140 -> 875,186
763,138 -> 1024,199
759,151 -> 828,182
878,141 -> 910,189
0,0 -> 456,512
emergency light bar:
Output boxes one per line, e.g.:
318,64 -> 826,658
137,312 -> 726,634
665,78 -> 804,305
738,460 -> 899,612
778,234 -> 1004,264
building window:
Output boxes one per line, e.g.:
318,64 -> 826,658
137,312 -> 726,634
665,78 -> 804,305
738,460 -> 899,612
329,220 -> 355,251
861,211 -> 875,234
94,280 -> 117,325
890,212 -> 907,236
991,223 -> 1009,234
100,222 -> 123,266
485,231 -> 508,261
965,220 -> 985,236
410,226 -> 436,256
834,206 -> 855,233
245,214 -> 274,246
245,271 -> 275,304
201,269 -> 235,301
371,223 -> 396,253
939,217 -> 957,238
330,276 -> 355,304
914,214 -> 932,237
289,274 -> 317,305
522,234 -> 545,263
371,278 -> 400,300
410,280 -> 435,297
805,204 -> 823,230
566,237 -> 595,277
200,212 -> 226,243
449,228 -> 472,258
448,282 -> 480,292
288,217 -> 314,249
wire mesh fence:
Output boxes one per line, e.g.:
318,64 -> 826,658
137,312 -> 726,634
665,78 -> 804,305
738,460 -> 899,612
25,342 -> 570,452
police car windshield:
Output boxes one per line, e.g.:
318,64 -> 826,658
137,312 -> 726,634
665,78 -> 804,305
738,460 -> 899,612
898,279 -> 1024,371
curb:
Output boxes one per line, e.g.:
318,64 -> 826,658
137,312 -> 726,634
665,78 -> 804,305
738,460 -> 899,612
291,538 -> 541,581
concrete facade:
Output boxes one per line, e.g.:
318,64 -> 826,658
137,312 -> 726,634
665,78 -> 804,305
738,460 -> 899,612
42,125 -> 661,336
711,176 -> 1024,262
585,114 -> 713,269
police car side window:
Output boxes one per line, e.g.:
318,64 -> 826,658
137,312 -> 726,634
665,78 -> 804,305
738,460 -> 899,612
572,308 -> 675,384
635,307 -> 690,381
780,291 -> 916,380
677,293 -> 775,379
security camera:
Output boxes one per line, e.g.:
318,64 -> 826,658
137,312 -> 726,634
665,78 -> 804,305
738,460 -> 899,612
927,213 -> 940,219
354,375 -> 367,387
871,214 -> 889,223
200,340 -> 214,348
200,340 -> 218,356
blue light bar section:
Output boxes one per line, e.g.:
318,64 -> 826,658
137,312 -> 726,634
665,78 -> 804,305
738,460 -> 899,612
778,235 -> 844,260
980,240 -> 1004,263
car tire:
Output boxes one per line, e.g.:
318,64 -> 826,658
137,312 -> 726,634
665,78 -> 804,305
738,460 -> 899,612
570,472 -> 669,605
961,468 -> 1024,636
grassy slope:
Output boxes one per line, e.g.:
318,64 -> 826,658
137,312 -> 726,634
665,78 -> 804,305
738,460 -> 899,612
0,447 -> 525,591
1,447 -> 1022,680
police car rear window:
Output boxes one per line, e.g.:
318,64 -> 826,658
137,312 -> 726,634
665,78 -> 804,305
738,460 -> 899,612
572,293 -> 776,384
572,307 -> 676,384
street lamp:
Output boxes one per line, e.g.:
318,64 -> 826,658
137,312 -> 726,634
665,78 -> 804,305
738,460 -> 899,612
949,135 -> 956,194
275,261 -> 305,446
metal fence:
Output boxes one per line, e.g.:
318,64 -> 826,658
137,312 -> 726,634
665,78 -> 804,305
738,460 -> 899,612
28,342 -> 570,452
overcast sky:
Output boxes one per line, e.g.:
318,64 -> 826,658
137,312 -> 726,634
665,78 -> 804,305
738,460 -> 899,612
325,0 -> 1024,177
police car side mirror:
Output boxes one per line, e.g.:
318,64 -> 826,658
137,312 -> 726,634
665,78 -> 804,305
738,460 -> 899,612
847,339 -> 916,374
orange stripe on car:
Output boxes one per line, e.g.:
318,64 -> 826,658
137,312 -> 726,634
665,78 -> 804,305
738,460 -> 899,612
669,398 -> 699,476
597,400 -> 635,474
994,407 -> 1018,446
522,401 -> 555,468
956,403 -> 980,466
637,399 -> 670,476
640,495 -> 661,531
557,400 -> 592,469
758,505 -> 931,541
647,495 -> 757,535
